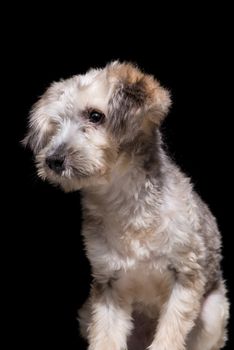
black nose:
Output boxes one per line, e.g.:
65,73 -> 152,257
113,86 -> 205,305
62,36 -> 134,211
46,155 -> 65,173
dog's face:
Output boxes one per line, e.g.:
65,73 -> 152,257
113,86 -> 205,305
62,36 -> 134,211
24,62 -> 171,191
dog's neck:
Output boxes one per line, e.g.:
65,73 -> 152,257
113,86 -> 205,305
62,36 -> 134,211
82,129 -> 164,212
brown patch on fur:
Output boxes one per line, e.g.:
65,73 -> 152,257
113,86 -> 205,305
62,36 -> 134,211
108,62 -> 171,116
107,62 -> 171,140
108,62 -> 155,99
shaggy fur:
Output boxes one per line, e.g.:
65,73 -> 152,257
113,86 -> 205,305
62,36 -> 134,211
24,61 -> 229,350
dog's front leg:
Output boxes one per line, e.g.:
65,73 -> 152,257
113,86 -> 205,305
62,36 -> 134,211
149,270 -> 205,350
88,282 -> 132,350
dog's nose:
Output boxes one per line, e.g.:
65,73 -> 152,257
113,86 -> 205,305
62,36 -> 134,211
46,155 -> 65,173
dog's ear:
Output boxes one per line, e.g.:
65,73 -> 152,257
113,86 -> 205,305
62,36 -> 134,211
22,100 -> 53,154
107,62 -> 171,134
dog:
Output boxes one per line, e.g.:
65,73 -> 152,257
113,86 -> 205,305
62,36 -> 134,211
24,61 -> 229,350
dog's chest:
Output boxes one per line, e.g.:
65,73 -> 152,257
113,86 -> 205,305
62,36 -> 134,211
89,223 -> 174,305
104,227 -> 174,305
82,173 -> 175,298
83,187 -> 175,305
85,214 -> 172,278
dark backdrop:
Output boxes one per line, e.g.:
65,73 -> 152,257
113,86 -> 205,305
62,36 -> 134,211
8,6 -> 232,350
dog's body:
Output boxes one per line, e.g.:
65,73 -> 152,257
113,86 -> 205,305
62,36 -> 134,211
24,62 -> 229,350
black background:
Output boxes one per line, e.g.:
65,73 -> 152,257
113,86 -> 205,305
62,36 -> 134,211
7,5 -> 233,349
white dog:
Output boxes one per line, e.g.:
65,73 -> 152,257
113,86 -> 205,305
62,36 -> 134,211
24,61 -> 229,350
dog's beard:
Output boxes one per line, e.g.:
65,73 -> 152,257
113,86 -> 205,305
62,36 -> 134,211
36,155 -> 110,192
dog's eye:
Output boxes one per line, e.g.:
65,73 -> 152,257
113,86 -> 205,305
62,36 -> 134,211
89,110 -> 105,124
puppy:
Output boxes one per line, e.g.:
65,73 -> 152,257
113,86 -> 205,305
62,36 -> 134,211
24,62 -> 229,350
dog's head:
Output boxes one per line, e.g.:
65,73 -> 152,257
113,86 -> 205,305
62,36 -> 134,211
23,62 -> 171,191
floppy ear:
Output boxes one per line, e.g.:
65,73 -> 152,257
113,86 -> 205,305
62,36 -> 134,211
107,62 -> 171,134
22,100 -> 54,154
